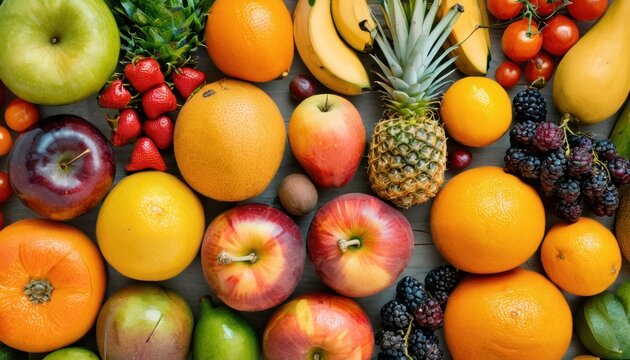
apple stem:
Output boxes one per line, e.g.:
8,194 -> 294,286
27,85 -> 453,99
318,94 -> 330,112
59,148 -> 91,170
337,238 -> 361,252
217,250 -> 258,265
313,354 -> 320,360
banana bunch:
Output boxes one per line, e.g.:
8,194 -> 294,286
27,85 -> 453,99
293,0 -> 374,96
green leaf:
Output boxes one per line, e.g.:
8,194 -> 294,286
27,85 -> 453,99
577,291 -> 630,359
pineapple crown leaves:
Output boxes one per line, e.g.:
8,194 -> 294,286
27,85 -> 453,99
372,0 -> 463,117
105,0 -> 213,74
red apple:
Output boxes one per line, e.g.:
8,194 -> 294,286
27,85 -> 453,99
7,114 -> 115,220
288,94 -> 365,188
201,204 -> 305,311
263,293 -> 374,360
307,193 -> 414,297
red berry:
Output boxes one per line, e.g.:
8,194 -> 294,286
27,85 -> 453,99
124,57 -> 165,93
142,83 -> 177,119
448,148 -> 472,170
289,74 -> 316,101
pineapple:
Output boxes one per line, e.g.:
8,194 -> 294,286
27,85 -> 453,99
104,0 -> 213,74
368,0 -> 463,208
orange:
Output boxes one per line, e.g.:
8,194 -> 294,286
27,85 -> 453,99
440,76 -> 512,147
174,78 -> 286,202
96,171 -> 205,281
0,219 -> 106,353
205,0 -> 293,82
541,217 -> 621,296
4,98 -> 39,132
430,166 -> 545,274
444,267 -> 573,360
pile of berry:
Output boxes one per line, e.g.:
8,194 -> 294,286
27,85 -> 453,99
376,265 -> 460,360
504,88 -> 630,223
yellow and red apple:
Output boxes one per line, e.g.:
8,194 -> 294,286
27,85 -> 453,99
289,94 -> 366,188
307,193 -> 414,297
263,293 -> 374,359
200,204 -> 305,311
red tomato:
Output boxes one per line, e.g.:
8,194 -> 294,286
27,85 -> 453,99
0,126 -> 12,156
502,19 -> 543,63
495,61 -> 522,89
487,0 -> 523,20
0,172 -> 12,204
533,0 -> 563,17
525,52 -> 555,85
542,15 -> 580,56
567,0 -> 607,21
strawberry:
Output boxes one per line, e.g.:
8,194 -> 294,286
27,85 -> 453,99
142,115 -> 174,150
98,79 -> 131,109
124,57 -> 165,93
142,83 -> 177,119
106,108 -> 142,147
173,67 -> 207,99
125,137 -> 167,172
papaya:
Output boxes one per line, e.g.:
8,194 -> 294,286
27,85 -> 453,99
552,0 -> 630,125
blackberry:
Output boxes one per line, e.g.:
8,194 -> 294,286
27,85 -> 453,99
376,330 -> 405,350
378,349 -> 407,360
513,88 -> 547,123
568,134 -> 593,150
408,328 -> 442,360
504,147 -> 529,174
590,184 -> 620,217
593,139 -> 617,161
556,178 -> 581,203
539,150 -> 567,197
396,276 -> 427,311
413,298 -> 443,330
509,120 -> 538,147
424,265 -> 459,304
380,300 -> 411,330
568,146 -> 593,177
518,154 -> 542,179
582,164 -> 609,201
553,198 -> 582,223
532,121 -> 564,152
607,156 -> 630,185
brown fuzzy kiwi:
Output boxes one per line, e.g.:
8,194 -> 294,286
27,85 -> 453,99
278,174 -> 318,216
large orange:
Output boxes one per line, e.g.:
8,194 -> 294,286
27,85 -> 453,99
430,166 -> 545,273
0,219 -> 106,353
440,77 -> 512,147
205,0 -> 293,82
444,267 -> 573,360
174,78 -> 286,202
541,217 -> 621,296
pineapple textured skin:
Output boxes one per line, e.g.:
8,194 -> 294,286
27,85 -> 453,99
368,114 -> 447,208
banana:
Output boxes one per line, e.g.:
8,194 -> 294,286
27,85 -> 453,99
332,0 -> 376,52
294,0 -> 370,96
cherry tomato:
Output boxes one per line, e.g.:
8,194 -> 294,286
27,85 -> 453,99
501,19 -> 543,63
567,0 -> 607,21
525,52 -> 555,85
0,172 -> 12,204
495,61 -> 522,89
4,98 -> 40,132
0,126 -> 12,156
542,15 -> 580,56
533,0 -> 563,17
487,0 -> 523,20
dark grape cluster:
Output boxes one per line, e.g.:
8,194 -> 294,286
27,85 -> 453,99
504,112 -> 630,222
376,266 -> 461,360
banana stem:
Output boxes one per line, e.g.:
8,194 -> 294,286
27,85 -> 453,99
217,250 -> 258,265
337,239 -> 361,252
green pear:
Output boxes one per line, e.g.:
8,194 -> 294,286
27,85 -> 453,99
43,347 -> 99,360
193,296 -> 260,360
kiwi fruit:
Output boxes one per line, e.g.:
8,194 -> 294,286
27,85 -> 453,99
278,174 -> 318,216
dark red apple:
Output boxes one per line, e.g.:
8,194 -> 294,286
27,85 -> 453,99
201,203 -> 305,311
8,114 -> 115,220
307,193 -> 414,297
263,293 -> 374,359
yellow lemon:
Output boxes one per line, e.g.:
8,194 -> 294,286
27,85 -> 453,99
440,76 -> 512,147
96,171 -> 205,281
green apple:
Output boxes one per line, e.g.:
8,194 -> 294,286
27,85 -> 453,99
43,347 -> 99,360
0,0 -> 120,105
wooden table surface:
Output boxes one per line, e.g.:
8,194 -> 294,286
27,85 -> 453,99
6,1 -> 626,359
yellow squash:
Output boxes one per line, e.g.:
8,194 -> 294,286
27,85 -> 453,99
553,0 -> 630,125
439,0 -> 491,76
